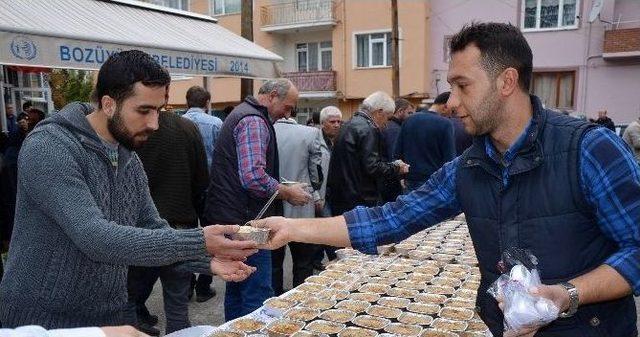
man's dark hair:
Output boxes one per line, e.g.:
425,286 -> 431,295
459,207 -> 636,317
394,98 -> 413,113
449,22 -> 533,90
186,86 -> 211,109
17,112 -> 29,122
92,50 -> 171,108
434,92 -> 450,105
312,110 -> 320,124
22,101 -> 32,111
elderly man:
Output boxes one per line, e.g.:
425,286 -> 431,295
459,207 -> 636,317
327,91 -> 409,216
272,115 -> 325,294
204,78 -> 312,321
317,106 -> 342,217
256,23 -> 640,337
310,106 -> 343,267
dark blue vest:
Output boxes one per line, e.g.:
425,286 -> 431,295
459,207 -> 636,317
204,97 -> 282,225
456,98 -> 636,337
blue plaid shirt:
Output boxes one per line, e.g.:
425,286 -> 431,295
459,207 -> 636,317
345,120 -> 640,295
182,108 -> 223,172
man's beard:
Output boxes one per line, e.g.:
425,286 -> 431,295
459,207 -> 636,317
107,108 -> 151,151
470,87 -> 502,136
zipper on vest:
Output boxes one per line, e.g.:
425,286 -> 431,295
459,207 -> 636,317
497,180 -> 505,255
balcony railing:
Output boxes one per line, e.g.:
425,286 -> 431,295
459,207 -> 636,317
261,0 -> 336,30
283,70 -> 336,92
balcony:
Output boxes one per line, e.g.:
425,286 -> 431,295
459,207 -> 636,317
283,70 -> 336,98
260,0 -> 337,33
603,26 -> 640,60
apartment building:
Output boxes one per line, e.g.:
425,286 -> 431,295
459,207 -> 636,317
158,0 -> 431,122
162,0 -> 639,124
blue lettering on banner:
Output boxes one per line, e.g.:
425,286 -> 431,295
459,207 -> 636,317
59,45 -> 122,65
58,45 -> 224,74
72,47 -> 83,62
85,48 -> 95,63
60,46 -> 70,61
95,47 -> 106,63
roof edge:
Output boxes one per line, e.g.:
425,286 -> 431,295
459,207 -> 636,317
99,0 -> 218,23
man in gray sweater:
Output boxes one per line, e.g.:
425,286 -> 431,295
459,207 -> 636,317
0,50 -> 258,329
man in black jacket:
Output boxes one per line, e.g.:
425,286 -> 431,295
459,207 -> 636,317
126,110 -> 209,335
327,91 -> 409,215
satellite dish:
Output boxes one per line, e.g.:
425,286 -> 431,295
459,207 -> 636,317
589,0 -> 604,23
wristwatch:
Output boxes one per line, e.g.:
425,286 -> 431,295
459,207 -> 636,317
558,281 -> 579,318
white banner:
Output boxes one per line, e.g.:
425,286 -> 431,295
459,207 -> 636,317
0,32 -> 279,78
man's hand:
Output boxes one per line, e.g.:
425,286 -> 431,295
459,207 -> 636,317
280,183 -> 312,206
399,164 -> 410,175
101,326 -> 148,337
210,257 -> 257,282
393,159 -> 410,175
252,216 -> 292,250
498,284 -> 569,337
203,225 -> 258,261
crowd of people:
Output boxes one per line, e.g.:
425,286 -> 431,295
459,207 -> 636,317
0,21 -> 639,337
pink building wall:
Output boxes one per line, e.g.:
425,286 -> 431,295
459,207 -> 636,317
429,0 -> 640,124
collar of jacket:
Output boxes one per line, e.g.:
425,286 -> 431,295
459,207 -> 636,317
244,95 -> 274,124
355,110 -> 377,126
462,95 -> 546,177
185,107 -> 207,114
276,118 -> 297,125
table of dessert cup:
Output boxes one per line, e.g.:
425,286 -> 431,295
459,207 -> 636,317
168,215 -> 490,337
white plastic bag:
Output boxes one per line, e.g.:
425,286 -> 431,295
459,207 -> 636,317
488,248 -> 559,332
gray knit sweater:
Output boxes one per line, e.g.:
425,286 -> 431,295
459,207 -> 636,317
0,103 -> 211,328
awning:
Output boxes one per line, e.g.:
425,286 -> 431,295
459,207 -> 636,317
0,0 -> 283,79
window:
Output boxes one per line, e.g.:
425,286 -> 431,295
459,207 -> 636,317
531,71 -> 575,109
320,41 -> 333,70
355,32 -> 392,68
142,0 -> 188,10
522,0 -> 579,31
443,36 -> 452,62
297,41 -> 332,72
295,107 -> 320,125
211,0 -> 241,15
297,43 -> 308,72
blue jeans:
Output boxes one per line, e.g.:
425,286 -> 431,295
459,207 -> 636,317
224,249 -> 273,321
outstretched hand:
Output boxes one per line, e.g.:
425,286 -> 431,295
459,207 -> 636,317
210,257 -> 257,282
203,225 -> 258,261
251,216 -> 292,250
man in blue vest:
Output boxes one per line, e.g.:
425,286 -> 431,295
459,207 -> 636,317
254,22 -> 640,337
